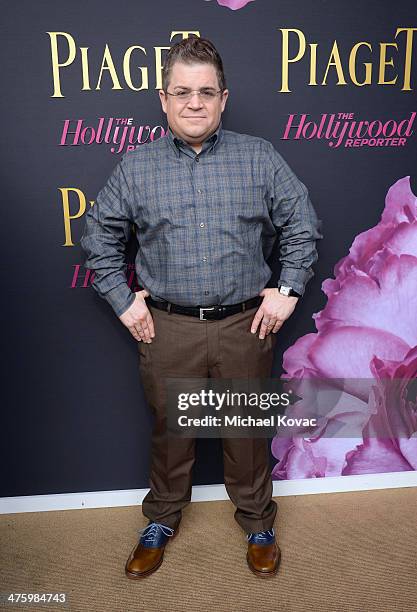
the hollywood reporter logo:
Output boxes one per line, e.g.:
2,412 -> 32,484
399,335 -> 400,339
60,117 -> 166,154
282,111 -> 415,148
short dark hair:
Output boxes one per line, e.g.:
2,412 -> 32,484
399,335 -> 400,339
162,35 -> 227,92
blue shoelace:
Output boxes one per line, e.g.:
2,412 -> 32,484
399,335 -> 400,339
139,522 -> 174,544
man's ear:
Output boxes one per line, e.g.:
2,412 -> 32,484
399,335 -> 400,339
220,89 -> 229,112
159,89 -> 167,114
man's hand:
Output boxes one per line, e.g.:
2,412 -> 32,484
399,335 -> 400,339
119,289 -> 155,343
251,288 -> 298,339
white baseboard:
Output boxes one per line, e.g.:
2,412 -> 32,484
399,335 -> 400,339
1,471 -> 416,515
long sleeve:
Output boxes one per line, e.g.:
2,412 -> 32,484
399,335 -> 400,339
266,143 -> 322,296
80,156 -> 136,317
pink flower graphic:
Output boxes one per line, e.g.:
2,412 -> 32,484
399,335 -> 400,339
272,176 -> 417,479
205,0 -> 255,10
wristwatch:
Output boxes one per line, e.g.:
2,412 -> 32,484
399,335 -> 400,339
278,284 -> 301,298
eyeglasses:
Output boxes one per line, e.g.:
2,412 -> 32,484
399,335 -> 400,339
165,88 -> 223,102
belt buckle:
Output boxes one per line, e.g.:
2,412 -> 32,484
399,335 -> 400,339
199,306 -> 216,321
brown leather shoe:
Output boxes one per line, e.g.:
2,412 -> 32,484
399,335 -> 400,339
125,522 -> 177,579
246,529 -> 281,577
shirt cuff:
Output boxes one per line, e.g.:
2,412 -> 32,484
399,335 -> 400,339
278,267 -> 313,297
104,283 -> 136,317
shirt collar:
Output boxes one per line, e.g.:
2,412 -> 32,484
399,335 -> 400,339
166,121 -> 223,157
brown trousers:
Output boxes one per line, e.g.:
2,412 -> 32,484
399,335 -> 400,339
138,302 -> 278,534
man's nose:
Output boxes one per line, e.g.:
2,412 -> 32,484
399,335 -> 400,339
187,92 -> 203,108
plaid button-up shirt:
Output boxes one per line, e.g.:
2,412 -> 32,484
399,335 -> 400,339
81,122 -> 322,316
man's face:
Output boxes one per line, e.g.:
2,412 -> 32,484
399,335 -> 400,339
159,61 -> 228,150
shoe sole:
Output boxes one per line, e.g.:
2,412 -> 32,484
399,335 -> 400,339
246,548 -> 281,578
124,527 -> 179,580
125,554 -> 164,580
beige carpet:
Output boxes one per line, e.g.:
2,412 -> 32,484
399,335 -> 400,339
1,488 -> 416,612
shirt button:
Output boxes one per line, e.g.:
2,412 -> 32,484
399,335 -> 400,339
199,222 -> 205,228
195,157 -> 200,162
197,189 -> 202,194
202,256 -> 207,262
204,291 -> 209,295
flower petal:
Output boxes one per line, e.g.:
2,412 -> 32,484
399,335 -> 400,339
343,437 -> 413,474
315,255 -> 417,346
311,325 -> 410,379
215,0 -> 255,9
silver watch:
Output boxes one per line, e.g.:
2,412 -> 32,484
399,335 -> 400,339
278,285 -> 300,297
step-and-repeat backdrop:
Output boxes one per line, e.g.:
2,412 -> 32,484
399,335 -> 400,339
2,0 -> 416,497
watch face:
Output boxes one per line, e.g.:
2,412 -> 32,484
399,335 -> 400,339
279,285 -> 291,296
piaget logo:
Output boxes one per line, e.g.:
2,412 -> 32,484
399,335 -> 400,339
47,30 -> 200,98
279,27 -> 416,92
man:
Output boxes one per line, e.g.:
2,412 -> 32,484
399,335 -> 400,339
81,36 -> 321,579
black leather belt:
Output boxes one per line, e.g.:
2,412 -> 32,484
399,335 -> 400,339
147,296 -> 262,320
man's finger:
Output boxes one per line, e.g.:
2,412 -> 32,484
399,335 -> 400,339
265,319 -> 277,335
129,325 -> 142,342
251,308 -> 264,333
259,318 -> 276,339
139,319 -> 152,342
272,319 -> 284,333
134,325 -> 145,340
145,312 -> 155,338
